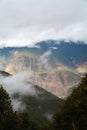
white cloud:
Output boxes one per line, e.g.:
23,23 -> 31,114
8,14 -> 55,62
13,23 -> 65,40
40,51 -> 51,68
0,71 -> 37,95
12,99 -> 26,111
0,71 -> 37,111
57,22 -> 87,42
0,0 -> 87,47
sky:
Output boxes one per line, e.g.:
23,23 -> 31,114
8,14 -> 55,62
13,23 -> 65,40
0,0 -> 87,47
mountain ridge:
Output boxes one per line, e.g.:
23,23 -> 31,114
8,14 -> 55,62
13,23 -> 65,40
0,40 -> 87,97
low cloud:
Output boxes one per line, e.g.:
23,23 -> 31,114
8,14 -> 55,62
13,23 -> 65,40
1,72 -> 36,95
45,113 -> 52,121
12,99 -> 26,111
40,51 -> 51,69
0,71 -> 37,111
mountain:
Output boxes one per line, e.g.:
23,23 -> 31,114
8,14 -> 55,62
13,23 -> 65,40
0,40 -> 87,97
36,40 -> 87,67
12,85 -> 63,125
76,62 -> 87,73
0,70 -> 63,125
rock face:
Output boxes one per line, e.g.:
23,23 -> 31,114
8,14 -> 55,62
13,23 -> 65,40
4,52 -> 81,97
76,62 -> 87,74
0,40 -> 87,97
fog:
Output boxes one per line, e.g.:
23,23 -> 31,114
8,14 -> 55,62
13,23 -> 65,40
0,71 -> 37,111
40,50 -> 51,69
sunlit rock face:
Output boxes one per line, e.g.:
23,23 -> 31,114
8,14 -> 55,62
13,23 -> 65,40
76,62 -> 87,74
5,64 -> 15,74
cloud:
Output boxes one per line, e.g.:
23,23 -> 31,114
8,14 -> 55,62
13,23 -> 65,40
0,71 -> 37,111
0,72 -> 37,95
45,113 -> 52,121
12,99 -> 26,111
40,51 -> 51,69
57,22 -> 87,42
0,0 -> 87,47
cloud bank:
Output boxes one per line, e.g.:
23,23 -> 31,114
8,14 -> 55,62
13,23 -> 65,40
0,0 -> 87,47
0,71 -> 37,111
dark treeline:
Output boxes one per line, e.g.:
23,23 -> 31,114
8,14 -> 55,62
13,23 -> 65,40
0,74 -> 87,130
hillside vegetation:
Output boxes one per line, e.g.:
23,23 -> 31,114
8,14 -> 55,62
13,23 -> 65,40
0,74 -> 87,130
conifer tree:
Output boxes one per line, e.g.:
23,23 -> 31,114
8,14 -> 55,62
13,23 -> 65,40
53,74 -> 87,130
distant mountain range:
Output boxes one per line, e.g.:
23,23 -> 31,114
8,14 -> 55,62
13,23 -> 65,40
0,40 -> 87,97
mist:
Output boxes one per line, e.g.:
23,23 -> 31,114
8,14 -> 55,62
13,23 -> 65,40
40,50 -> 51,69
0,71 -> 37,111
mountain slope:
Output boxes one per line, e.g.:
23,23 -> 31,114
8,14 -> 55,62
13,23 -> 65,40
12,85 -> 63,125
0,70 -> 63,125
36,40 -> 87,67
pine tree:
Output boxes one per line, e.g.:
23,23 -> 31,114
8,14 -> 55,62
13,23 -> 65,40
0,86 -> 38,130
53,74 -> 87,130
0,85 -> 13,114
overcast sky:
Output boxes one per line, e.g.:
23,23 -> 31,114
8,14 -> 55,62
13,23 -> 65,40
0,0 -> 87,47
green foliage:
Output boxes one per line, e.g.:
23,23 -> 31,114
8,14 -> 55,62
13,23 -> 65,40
3,112 -> 20,130
12,85 -> 63,125
0,86 -> 38,130
0,86 -> 19,130
39,123 -> 53,130
18,112 -> 38,130
0,85 -> 13,114
53,74 -> 87,130
1,74 -> 87,130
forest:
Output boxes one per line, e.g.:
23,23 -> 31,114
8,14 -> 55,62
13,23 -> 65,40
0,74 -> 87,130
